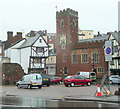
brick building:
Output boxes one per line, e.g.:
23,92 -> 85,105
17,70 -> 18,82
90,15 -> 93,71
4,31 -> 23,50
56,8 -> 108,78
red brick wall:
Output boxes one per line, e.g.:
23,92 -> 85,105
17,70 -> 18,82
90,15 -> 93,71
2,63 -> 24,85
56,41 -> 108,78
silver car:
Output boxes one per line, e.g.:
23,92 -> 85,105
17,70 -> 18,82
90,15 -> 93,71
16,73 -> 42,89
109,75 -> 120,84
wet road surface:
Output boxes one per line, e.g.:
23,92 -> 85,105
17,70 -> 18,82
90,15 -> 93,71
1,95 -> 119,108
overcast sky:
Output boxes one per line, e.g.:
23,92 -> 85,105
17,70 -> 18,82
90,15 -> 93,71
0,0 -> 119,41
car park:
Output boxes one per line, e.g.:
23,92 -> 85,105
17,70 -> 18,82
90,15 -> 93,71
64,75 -> 92,87
50,77 -> 63,84
41,74 -> 51,87
109,75 -> 120,84
16,73 -> 42,89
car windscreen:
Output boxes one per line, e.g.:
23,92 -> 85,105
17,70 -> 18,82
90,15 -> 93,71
65,76 -> 72,79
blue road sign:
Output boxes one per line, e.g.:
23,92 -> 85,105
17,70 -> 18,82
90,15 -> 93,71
106,47 -> 112,54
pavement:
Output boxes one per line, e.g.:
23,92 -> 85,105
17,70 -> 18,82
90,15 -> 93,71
64,95 -> 120,103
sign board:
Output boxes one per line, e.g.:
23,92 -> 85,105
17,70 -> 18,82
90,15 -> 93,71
104,41 -> 112,62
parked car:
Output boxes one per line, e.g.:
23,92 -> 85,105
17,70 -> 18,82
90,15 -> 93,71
110,75 -> 120,84
76,71 -> 96,81
16,73 -> 42,89
64,75 -> 92,87
41,74 -> 51,87
50,77 -> 63,84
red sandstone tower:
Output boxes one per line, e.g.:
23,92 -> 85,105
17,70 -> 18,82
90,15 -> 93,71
56,8 -> 79,75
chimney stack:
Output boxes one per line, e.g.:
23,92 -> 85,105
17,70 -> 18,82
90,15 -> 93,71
17,32 -> 22,37
7,31 -> 13,40
30,30 -> 35,37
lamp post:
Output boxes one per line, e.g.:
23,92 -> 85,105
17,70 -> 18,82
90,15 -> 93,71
92,58 -> 95,72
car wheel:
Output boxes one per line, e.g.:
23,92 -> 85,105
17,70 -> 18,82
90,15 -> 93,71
70,82 -> 75,87
27,85 -> 31,89
87,82 -> 91,86
17,84 -> 21,89
47,85 -> 50,87
110,80 -> 113,84
38,86 -> 42,89
65,85 -> 68,87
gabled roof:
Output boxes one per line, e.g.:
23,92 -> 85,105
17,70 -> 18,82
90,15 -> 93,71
109,32 -> 120,45
18,35 -> 49,49
19,36 -> 39,48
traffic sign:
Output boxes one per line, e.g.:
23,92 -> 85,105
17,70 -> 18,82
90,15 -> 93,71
104,41 -> 112,62
106,47 -> 112,54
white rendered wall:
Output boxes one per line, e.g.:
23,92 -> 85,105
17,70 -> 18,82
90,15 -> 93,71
21,47 -> 31,74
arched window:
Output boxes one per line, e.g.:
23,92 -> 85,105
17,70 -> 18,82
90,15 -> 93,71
72,19 -> 76,27
60,19 -> 64,27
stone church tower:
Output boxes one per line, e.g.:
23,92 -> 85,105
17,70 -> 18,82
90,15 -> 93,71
56,8 -> 79,75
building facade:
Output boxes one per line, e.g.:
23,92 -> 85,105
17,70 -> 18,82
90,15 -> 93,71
5,35 -> 49,74
26,30 -> 57,75
78,30 -> 94,40
108,32 -> 120,75
56,8 -> 108,78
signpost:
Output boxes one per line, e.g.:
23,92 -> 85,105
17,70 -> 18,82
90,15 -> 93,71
104,40 -> 112,90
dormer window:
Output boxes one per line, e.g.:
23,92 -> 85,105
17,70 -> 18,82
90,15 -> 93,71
60,19 -> 64,27
39,39 -> 42,43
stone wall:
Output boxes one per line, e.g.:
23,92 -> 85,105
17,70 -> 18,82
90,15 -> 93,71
2,63 -> 24,85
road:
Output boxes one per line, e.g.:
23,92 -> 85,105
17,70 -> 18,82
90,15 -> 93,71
1,84 -> 119,99
1,84 -> 119,108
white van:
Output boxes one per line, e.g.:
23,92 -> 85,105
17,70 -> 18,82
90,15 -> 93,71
16,73 -> 42,89
76,72 -> 96,81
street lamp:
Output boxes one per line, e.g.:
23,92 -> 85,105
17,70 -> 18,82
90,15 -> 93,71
92,58 -> 95,72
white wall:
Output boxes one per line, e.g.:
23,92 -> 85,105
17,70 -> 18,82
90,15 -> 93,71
21,47 -> 31,73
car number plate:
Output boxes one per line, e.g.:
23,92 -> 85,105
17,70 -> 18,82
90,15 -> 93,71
32,83 -> 37,85
43,79 -> 48,80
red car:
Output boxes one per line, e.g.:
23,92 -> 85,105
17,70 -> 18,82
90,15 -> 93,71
64,75 -> 92,87
50,77 -> 63,84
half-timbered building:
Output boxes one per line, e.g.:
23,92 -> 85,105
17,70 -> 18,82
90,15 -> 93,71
5,35 -> 49,74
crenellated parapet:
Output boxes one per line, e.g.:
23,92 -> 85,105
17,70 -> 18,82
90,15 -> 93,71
56,8 -> 78,18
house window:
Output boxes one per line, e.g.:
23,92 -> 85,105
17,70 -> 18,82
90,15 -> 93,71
60,19 -> 64,27
72,54 -> 78,64
114,46 -> 118,53
118,59 -> 120,65
92,52 -> 99,63
98,68 -> 104,73
81,53 -> 88,63
36,47 -> 44,53
34,58 -> 42,63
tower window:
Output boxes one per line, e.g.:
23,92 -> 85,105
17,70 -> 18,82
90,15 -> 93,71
60,19 -> 64,27
72,19 -> 76,27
